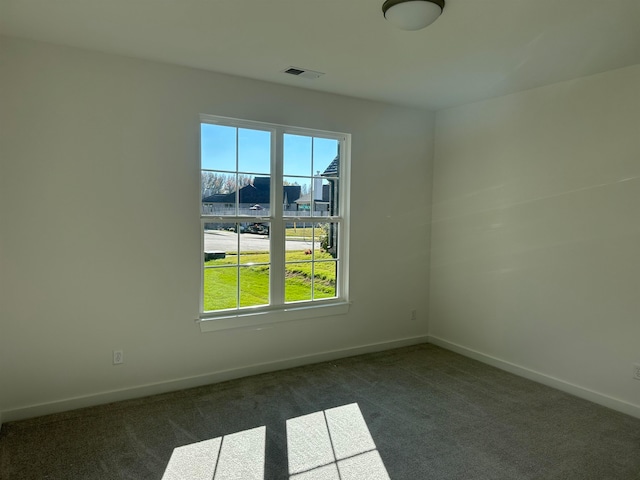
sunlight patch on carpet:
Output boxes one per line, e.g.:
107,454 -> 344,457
287,403 -> 390,480
161,403 -> 388,479
162,426 -> 265,480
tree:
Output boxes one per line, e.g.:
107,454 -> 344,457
201,172 -> 225,197
201,172 -> 254,198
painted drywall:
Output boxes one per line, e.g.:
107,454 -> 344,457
430,64 -> 640,413
0,36 -> 434,421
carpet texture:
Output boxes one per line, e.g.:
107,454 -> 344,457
1,344 -> 639,479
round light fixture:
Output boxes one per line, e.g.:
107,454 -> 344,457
382,0 -> 445,31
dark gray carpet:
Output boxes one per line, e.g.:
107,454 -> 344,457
1,344 -> 639,479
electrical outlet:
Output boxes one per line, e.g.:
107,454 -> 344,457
410,309 -> 417,321
113,350 -> 124,365
633,364 -> 640,381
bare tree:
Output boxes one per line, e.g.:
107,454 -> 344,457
201,172 -> 227,197
201,172 -> 255,198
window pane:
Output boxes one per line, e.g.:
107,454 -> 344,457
204,224 -> 238,260
204,266 -> 237,311
311,178 -> 332,217
240,222 -> 270,265
314,261 -> 337,299
238,128 -> 271,175
284,134 -> 312,177
239,265 -> 270,308
239,176 -> 270,216
313,138 -> 339,177
201,124 -> 236,172
285,262 -> 312,303
285,222 -> 316,261
322,178 -> 339,216
201,172 -> 238,215
283,176 -> 309,215
314,222 -> 338,258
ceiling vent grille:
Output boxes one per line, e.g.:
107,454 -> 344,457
282,66 -> 324,80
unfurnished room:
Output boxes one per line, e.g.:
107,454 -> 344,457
1,1 -> 639,479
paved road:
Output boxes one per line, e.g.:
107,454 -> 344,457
204,230 -> 317,252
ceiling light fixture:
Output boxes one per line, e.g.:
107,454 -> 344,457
382,0 -> 445,31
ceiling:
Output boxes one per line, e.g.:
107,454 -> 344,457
1,0 -> 639,110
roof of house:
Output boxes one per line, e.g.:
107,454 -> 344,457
321,155 -> 339,177
202,177 -> 301,204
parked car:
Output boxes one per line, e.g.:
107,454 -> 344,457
246,223 -> 269,235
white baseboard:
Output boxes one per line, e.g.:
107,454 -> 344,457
0,335 -> 429,425
428,335 -> 640,420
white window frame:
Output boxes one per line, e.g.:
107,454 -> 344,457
198,115 -> 351,332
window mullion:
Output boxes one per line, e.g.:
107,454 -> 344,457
270,127 -> 285,306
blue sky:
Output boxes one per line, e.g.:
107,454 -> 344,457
201,124 -> 338,178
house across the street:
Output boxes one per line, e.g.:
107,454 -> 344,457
202,156 -> 339,216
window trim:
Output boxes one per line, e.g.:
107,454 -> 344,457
198,115 -> 351,332
197,301 -> 351,332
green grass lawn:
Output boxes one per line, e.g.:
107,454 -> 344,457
204,250 -> 336,311
285,227 -> 315,237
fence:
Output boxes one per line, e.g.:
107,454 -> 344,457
201,206 -> 331,217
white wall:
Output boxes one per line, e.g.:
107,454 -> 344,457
430,64 -> 640,416
0,36 -> 434,421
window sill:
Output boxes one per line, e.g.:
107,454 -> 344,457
198,301 -> 350,333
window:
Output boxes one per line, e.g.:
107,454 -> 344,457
199,115 -> 350,330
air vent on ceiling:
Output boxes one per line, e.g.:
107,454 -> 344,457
282,66 -> 325,80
